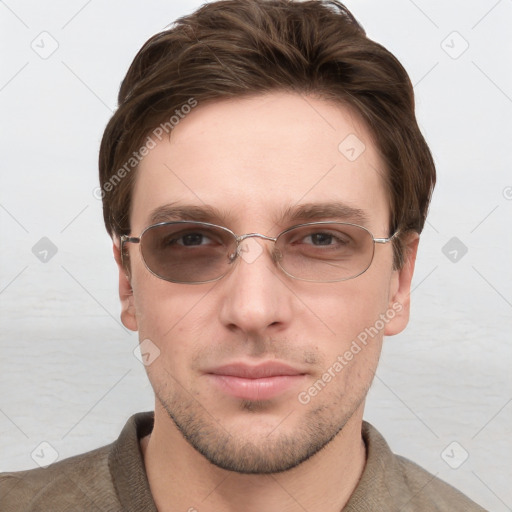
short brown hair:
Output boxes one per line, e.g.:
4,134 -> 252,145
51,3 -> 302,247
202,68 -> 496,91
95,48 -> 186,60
99,0 -> 435,268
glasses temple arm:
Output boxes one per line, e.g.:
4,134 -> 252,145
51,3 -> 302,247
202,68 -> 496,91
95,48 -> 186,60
373,229 -> 401,244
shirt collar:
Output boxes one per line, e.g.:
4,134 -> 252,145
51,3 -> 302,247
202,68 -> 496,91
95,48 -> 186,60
109,411 -> 158,512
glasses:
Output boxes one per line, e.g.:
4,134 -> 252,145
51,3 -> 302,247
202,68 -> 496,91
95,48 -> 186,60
120,221 -> 399,284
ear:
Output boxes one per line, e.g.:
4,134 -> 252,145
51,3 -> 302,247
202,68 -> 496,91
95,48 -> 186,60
384,232 -> 419,336
113,236 -> 138,332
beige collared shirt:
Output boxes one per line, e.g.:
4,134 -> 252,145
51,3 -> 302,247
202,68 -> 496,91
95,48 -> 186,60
0,412 -> 486,511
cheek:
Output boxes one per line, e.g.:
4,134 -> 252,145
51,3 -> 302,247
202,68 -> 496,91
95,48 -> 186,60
305,275 -> 392,347
131,273 -> 216,360
304,283 -> 389,405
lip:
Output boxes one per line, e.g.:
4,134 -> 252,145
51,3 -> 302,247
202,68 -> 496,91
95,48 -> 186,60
205,362 -> 307,401
207,361 -> 304,379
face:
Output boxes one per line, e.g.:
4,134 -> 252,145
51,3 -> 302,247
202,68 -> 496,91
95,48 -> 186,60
115,92 -> 417,473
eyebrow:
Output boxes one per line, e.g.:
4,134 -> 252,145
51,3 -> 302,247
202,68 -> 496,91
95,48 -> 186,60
147,201 -> 369,228
278,202 -> 369,225
148,204 -> 226,225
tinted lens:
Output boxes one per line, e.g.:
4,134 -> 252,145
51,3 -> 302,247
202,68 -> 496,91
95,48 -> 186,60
140,223 -> 236,283
276,223 -> 374,282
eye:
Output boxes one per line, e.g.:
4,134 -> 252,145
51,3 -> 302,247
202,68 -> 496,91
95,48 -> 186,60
174,232 -> 213,246
299,229 -> 352,248
159,229 -> 224,249
303,231 -> 349,246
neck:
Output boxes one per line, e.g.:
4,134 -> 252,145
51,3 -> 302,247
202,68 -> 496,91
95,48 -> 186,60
141,403 -> 367,512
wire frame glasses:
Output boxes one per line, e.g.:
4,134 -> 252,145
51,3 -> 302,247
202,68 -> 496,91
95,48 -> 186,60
120,220 -> 399,284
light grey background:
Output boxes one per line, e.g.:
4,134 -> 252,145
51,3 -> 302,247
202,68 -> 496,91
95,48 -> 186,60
1,1 -> 511,510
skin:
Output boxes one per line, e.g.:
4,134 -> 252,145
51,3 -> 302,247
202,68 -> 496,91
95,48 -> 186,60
113,92 -> 418,512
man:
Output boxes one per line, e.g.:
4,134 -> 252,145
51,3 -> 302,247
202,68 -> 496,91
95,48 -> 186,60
0,1 -> 486,510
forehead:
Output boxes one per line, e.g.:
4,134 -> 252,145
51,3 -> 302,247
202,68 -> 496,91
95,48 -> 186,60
130,92 -> 389,234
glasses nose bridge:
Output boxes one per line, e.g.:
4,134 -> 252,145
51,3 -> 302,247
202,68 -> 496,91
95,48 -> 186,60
236,232 -> 277,243
234,232 -> 278,257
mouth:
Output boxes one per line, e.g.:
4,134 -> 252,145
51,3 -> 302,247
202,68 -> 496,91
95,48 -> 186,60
205,361 -> 307,401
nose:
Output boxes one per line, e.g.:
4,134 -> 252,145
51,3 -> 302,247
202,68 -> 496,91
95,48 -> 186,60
218,237 -> 294,335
